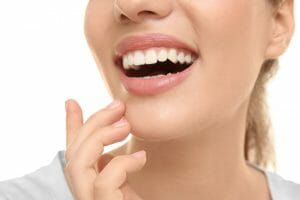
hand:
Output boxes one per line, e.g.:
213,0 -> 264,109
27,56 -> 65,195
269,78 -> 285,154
63,99 -> 146,200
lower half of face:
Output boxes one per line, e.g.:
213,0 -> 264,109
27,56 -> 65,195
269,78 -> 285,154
84,0 -> 272,141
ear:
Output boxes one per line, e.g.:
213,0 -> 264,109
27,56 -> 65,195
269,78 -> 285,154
264,0 -> 295,59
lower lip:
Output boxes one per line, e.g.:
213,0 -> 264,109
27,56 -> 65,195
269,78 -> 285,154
118,61 -> 196,96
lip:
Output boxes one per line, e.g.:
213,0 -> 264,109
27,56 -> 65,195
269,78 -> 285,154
113,33 -> 199,96
114,33 -> 198,59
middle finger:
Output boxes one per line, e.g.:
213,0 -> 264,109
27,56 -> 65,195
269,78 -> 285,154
67,100 -> 125,159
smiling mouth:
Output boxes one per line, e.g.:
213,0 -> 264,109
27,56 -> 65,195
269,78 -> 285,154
115,47 -> 197,78
112,33 -> 200,95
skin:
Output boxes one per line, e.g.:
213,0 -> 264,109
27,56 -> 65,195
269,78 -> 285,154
64,0 -> 294,199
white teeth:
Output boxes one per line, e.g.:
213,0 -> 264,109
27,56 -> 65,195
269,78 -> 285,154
185,54 -> 192,63
133,51 -> 145,66
128,53 -> 134,66
132,65 -> 141,70
157,49 -> 168,62
145,49 -> 158,65
177,51 -> 185,64
168,49 -> 178,64
121,48 -> 196,70
122,56 -> 129,69
142,74 -> 165,79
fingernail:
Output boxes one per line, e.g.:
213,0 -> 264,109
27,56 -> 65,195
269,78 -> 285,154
112,118 -> 128,128
106,100 -> 121,109
131,150 -> 146,159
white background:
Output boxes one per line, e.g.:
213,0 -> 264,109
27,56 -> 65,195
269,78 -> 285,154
0,0 -> 299,183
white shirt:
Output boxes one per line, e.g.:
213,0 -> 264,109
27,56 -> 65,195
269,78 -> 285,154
0,150 -> 299,200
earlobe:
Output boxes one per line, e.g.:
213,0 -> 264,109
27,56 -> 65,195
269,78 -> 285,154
264,0 -> 295,59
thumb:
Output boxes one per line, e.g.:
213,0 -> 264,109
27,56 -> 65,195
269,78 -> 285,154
65,99 -> 83,148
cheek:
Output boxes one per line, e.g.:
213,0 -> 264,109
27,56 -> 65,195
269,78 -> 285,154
184,0 -> 268,62
84,0 -> 123,95
84,1 -> 114,52
185,1 -> 268,58
182,0 -> 269,106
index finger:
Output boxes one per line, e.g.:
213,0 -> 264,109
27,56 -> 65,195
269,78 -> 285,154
65,99 -> 83,148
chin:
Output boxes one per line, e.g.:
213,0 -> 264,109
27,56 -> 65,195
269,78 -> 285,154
127,117 -> 189,142
120,99 -> 182,141
122,95 -> 210,142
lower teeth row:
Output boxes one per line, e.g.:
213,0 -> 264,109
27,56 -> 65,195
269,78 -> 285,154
141,73 -> 173,79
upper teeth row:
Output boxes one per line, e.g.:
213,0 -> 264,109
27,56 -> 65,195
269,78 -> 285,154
122,48 -> 196,70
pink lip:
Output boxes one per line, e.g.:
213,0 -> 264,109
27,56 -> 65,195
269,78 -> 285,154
114,33 -> 199,96
114,33 -> 198,58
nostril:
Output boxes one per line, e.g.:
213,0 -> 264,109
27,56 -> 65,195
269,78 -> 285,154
137,10 -> 156,17
117,13 -> 132,24
120,13 -> 128,21
118,10 -> 157,24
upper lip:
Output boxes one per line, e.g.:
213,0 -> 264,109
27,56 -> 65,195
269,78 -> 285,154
113,33 -> 199,63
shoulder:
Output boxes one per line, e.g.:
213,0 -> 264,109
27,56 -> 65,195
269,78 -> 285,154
265,170 -> 300,200
248,161 -> 300,200
0,150 -> 73,200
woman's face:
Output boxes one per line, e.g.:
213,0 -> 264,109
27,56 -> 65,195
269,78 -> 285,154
84,0 -> 273,141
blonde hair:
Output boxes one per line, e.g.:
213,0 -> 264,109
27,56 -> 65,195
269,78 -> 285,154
244,0 -> 284,171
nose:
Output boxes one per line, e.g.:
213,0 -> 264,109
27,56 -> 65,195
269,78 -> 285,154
113,0 -> 172,24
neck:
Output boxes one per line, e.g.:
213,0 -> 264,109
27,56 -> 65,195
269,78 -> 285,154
120,101 -> 263,199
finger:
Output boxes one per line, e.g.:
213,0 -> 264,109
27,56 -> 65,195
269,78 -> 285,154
64,120 -> 130,200
96,153 -> 114,173
69,118 -> 130,169
94,151 -> 147,198
67,100 -> 125,160
65,99 -> 84,148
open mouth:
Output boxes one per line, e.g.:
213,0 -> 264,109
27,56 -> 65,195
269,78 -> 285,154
115,48 -> 197,78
